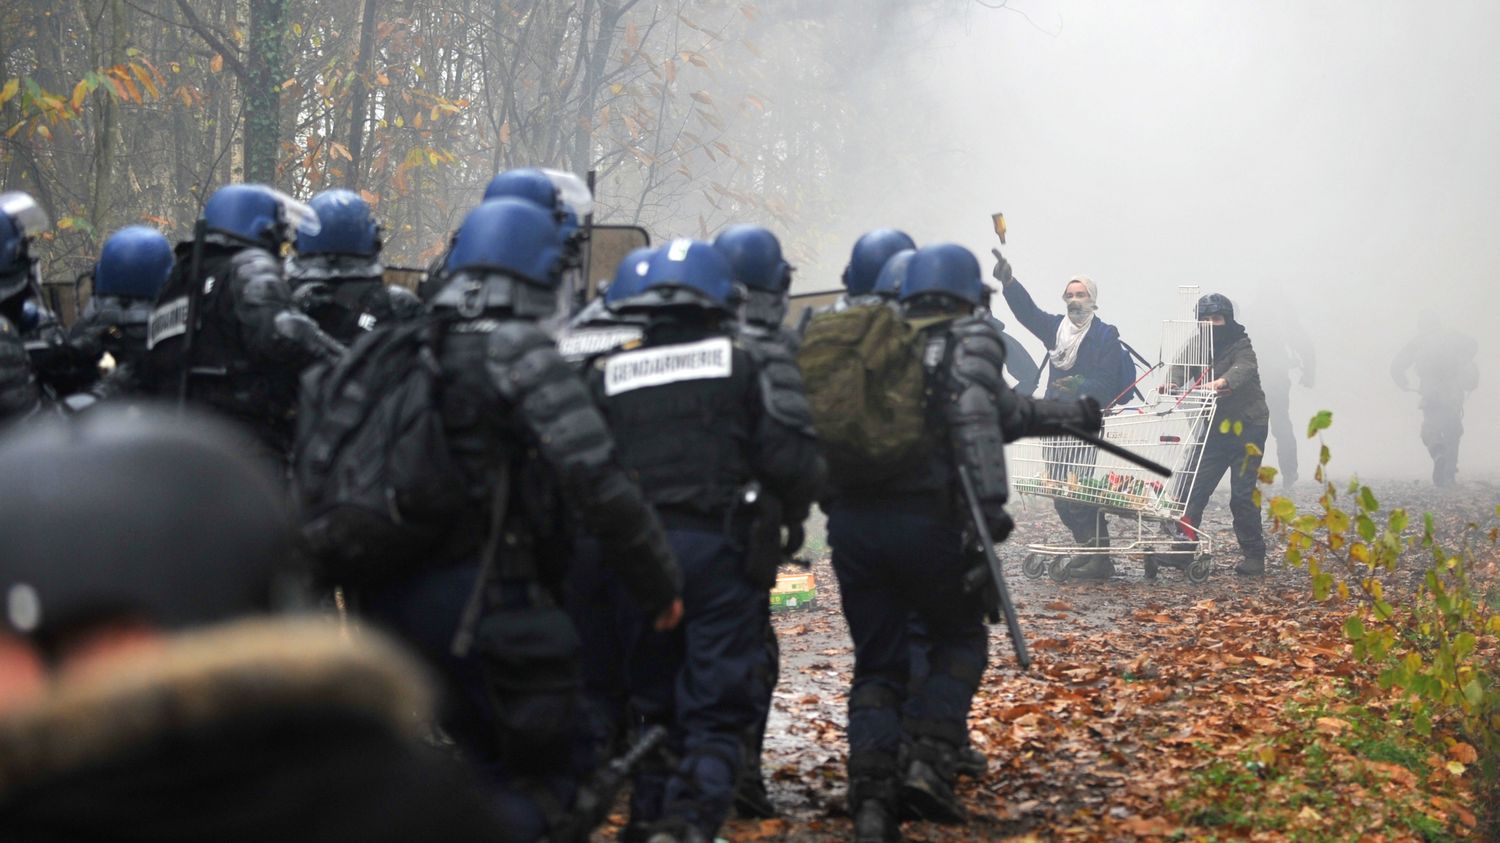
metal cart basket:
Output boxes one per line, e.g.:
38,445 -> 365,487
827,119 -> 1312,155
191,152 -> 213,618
1009,319 -> 1220,582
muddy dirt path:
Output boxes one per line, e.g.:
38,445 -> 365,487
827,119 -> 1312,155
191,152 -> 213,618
712,480 -> 1498,841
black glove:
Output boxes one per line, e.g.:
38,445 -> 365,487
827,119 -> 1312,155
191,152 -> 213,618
983,505 -> 1015,543
1075,396 -> 1103,434
291,281 -> 336,314
783,522 -> 805,557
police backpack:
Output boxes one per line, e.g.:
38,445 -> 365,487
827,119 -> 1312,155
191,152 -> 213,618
293,318 -> 465,585
797,303 -> 929,487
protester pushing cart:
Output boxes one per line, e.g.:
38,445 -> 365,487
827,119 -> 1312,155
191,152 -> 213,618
1010,317 -> 1220,582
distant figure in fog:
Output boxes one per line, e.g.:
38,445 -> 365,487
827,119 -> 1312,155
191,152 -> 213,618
1247,293 -> 1315,486
1391,314 -> 1479,487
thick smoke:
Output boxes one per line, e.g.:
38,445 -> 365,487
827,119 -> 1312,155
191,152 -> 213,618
793,0 -> 1500,479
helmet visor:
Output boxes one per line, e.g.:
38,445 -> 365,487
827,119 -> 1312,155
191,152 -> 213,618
268,189 -> 322,237
0,192 -> 49,238
541,170 -> 594,220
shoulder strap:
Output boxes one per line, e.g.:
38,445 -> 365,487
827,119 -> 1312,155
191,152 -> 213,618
450,462 -> 510,658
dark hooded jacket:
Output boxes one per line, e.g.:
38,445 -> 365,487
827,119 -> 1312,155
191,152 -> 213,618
1002,280 -> 1134,406
0,619 -> 505,842
1172,321 -> 1269,425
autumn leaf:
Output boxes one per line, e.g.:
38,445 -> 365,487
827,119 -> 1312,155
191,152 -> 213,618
130,64 -> 160,99
690,90 -> 713,105
1314,716 -> 1349,736
1448,741 -> 1478,764
210,54 -> 224,73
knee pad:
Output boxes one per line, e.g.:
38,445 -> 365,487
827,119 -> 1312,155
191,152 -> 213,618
926,646 -> 985,688
849,680 -> 902,714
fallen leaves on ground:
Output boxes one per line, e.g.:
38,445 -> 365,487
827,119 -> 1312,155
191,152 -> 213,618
702,484 -> 1499,842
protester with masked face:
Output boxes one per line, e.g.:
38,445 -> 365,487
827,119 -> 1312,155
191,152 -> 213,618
1167,294 -> 1269,576
992,249 -> 1135,579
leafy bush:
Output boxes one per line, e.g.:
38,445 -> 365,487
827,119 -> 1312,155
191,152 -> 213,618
1257,411 -> 1500,759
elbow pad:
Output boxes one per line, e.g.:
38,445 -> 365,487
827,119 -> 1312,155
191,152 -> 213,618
945,318 -> 1010,507
234,249 -> 293,308
745,336 -> 816,437
487,322 -> 615,477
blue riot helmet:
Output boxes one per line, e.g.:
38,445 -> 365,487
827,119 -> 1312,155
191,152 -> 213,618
296,189 -> 381,257
842,228 -> 915,297
872,248 -> 915,300
484,168 -> 592,247
604,246 -> 655,310
483,168 -> 557,209
713,225 -> 791,293
94,226 -> 174,300
616,239 -> 739,315
434,198 -> 565,319
201,184 -> 320,249
0,191 -> 48,303
899,243 -> 983,308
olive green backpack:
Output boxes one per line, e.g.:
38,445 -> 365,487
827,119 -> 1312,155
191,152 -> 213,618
797,304 -> 931,488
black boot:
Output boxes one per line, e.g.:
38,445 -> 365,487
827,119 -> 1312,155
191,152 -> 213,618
899,738 -> 967,824
1234,555 -> 1265,576
849,772 -> 902,843
954,744 -> 987,779
1060,536 -> 1115,581
853,799 -> 902,843
733,762 -> 777,819
643,820 -> 709,843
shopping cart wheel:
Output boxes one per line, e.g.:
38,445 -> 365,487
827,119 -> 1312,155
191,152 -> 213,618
1186,557 -> 1212,583
1047,556 -> 1068,583
1021,554 -> 1047,579
1143,556 -> 1159,581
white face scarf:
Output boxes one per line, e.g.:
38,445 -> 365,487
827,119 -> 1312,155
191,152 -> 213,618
1049,275 -> 1098,371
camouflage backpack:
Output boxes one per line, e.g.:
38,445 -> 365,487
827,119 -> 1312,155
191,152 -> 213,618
797,303 -> 930,487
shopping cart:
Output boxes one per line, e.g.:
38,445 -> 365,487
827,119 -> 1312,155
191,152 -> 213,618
1008,319 -> 1219,582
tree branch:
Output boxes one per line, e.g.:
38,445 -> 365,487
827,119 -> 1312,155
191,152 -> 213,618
172,0 -> 248,79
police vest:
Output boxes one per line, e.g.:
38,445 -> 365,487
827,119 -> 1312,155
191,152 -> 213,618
594,333 -> 755,519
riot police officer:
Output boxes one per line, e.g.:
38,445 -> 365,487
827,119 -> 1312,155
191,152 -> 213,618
66,225 -> 174,398
144,184 -> 345,460
484,168 -> 592,311
832,228 -> 916,313
0,192 -> 46,421
351,198 -> 682,843
711,223 -> 805,818
827,244 -> 1100,841
288,188 -> 420,344
587,239 -> 825,843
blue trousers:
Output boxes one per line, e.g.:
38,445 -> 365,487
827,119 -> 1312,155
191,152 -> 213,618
828,503 -> 986,797
571,528 -> 764,838
364,566 -> 585,843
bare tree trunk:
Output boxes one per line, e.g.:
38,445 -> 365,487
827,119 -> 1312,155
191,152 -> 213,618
345,0 -> 378,189
90,0 -> 125,238
246,0 -> 287,185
